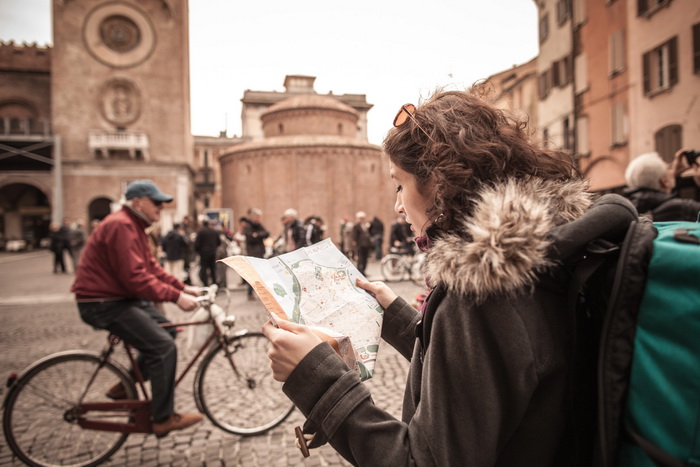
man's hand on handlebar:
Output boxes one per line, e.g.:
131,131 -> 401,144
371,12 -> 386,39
183,285 -> 203,296
176,291 -> 200,312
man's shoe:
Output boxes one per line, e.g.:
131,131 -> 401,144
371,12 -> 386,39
106,382 -> 128,400
152,412 -> 203,438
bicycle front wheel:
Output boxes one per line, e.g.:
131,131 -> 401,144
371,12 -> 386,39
3,352 -> 136,467
194,332 -> 294,436
381,254 -> 404,282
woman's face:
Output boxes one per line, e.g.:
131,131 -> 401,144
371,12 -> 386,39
390,162 -> 434,236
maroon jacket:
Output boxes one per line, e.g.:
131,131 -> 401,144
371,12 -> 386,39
72,206 -> 184,303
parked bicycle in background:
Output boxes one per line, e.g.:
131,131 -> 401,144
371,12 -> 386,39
380,246 -> 426,286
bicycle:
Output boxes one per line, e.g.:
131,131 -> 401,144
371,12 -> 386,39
380,247 -> 426,285
2,285 -> 295,467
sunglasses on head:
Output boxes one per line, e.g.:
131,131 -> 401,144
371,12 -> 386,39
393,103 -> 435,143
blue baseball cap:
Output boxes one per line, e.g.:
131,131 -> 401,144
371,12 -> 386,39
124,180 -> 173,202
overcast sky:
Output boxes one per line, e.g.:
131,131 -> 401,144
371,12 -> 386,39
0,0 -> 539,145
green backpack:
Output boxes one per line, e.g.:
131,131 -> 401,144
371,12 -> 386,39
615,221 -> 700,466
586,220 -> 700,467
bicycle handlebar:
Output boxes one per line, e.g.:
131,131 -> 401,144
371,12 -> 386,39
194,284 -> 218,306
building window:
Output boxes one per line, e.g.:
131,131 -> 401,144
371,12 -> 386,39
563,117 -> 572,152
637,0 -> 671,17
654,124 -> 681,163
609,30 -> 625,76
557,0 -> 571,26
693,23 -> 700,75
611,102 -> 627,146
553,56 -> 572,87
539,14 -> 549,44
538,71 -> 551,100
642,36 -> 678,96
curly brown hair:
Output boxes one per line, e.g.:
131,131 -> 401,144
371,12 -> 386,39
383,86 -> 581,233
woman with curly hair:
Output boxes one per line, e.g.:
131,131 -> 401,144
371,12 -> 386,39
263,87 -> 637,465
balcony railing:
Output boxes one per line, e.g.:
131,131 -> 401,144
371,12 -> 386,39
0,118 -> 52,138
88,131 -> 150,160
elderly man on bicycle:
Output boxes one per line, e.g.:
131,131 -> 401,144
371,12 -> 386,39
71,180 -> 203,437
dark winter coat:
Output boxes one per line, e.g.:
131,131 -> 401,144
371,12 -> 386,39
282,179 -> 638,466
194,225 -> 221,257
161,229 -> 189,261
244,220 -> 269,258
623,187 -> 700,222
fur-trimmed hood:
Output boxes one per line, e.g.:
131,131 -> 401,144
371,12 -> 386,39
425,178 -> 594,303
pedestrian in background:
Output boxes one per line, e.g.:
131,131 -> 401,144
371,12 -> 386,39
623,148 -> 700,222
243,208 -> 269,300
389,214 -> 413,254
280,208 -> 306,253
351,211 -> 372,275
263,87 -> 634,465
369,215 -> 384,260
304,215 -> 324,246
161,223 -> 189,282
69,219 -> 86,270
49,223 -> 66,273
59,217 -> 73,272
194,219 -> 220,286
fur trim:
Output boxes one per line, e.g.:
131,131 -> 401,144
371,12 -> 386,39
425,178 -> 592,303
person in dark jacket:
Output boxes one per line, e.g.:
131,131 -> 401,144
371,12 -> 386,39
243,208 -> 270,300
369,216 -> 384,260
262,88 -> 638,465
71,179 -> 203,437
280,208 -> 307,252
389,214 -> 414,255
351,211 -> 372,275
49,223 -> 66,273
161,223 -> 189,282
623,149 -> 700,222
194,219 -> 221,286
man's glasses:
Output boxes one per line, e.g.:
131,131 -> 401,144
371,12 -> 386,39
149,198 -> 163,207
393,103 -> 435,143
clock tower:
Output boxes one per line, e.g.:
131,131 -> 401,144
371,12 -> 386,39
52,0 -> 193,225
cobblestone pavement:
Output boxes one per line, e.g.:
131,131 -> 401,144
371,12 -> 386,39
0,250 -> 424,466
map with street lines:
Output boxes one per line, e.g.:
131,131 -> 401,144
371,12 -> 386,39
221,238 -> 383,380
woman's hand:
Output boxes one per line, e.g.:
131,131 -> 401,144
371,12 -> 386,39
355,278 -> 397,309
262,319 -> 323,382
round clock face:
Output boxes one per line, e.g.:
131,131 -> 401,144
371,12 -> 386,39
83,2 -> 155,68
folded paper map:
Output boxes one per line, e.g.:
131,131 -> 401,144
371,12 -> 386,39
220,238 -> 383,380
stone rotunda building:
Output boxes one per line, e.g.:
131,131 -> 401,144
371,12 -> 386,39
219,93 -> 396,246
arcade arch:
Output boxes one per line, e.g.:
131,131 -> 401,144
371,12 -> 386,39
0,182 -> 51,250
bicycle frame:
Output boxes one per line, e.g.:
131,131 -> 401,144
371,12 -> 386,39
76,291 -> 242,434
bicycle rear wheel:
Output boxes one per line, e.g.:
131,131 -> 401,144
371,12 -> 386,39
194,332 -> 294,436
3,352 -> 136,467
381,254 -> 404,282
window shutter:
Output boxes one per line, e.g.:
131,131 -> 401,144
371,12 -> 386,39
643,51 -> 651,95
637,0 -> 648,16
668,36 -> 678,86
